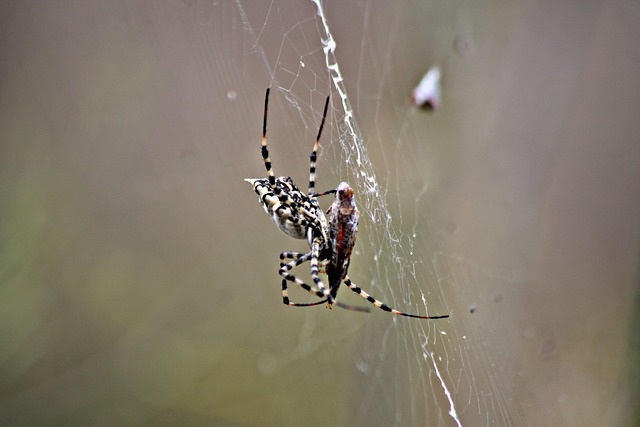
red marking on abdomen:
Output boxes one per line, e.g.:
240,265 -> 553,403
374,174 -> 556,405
337,223 -> 345,252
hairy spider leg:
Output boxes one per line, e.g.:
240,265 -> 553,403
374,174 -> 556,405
309,95 -> 330,196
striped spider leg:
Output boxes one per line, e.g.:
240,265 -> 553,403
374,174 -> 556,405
278,251 -> 328,307
278,219 -> 369,313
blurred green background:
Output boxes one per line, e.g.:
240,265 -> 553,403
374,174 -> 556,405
1,1 -> 639,426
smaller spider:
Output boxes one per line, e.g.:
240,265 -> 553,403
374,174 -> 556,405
246,88 -> 449,319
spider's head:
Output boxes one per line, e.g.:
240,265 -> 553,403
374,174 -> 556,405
334,182 -> 357,216
336,182 -> 354,197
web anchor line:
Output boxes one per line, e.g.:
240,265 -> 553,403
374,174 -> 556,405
309,0 -> 458,423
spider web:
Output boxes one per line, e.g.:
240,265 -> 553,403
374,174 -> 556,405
2,1 -> 638,426
231,1 -> 523,426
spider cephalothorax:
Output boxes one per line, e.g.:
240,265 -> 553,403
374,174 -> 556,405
245,88 -> 449,319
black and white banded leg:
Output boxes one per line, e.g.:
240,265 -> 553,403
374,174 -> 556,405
280,248 -> 370,313
341,277 -> 450,319
308,94 -> 330,196
308,241 -> 370,313
279,251 -> 328,307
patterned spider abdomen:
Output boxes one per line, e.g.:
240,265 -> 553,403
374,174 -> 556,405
245,176 -> 326,242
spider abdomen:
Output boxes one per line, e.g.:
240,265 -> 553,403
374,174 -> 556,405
245,176 -> 325,241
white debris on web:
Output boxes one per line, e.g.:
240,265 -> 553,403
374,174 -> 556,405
412,66 -> 442,110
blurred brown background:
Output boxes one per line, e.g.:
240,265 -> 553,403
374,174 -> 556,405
1,1 -> 639,426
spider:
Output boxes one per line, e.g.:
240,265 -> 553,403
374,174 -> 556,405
245,88 -> 449,319
244,88 -> 327,244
